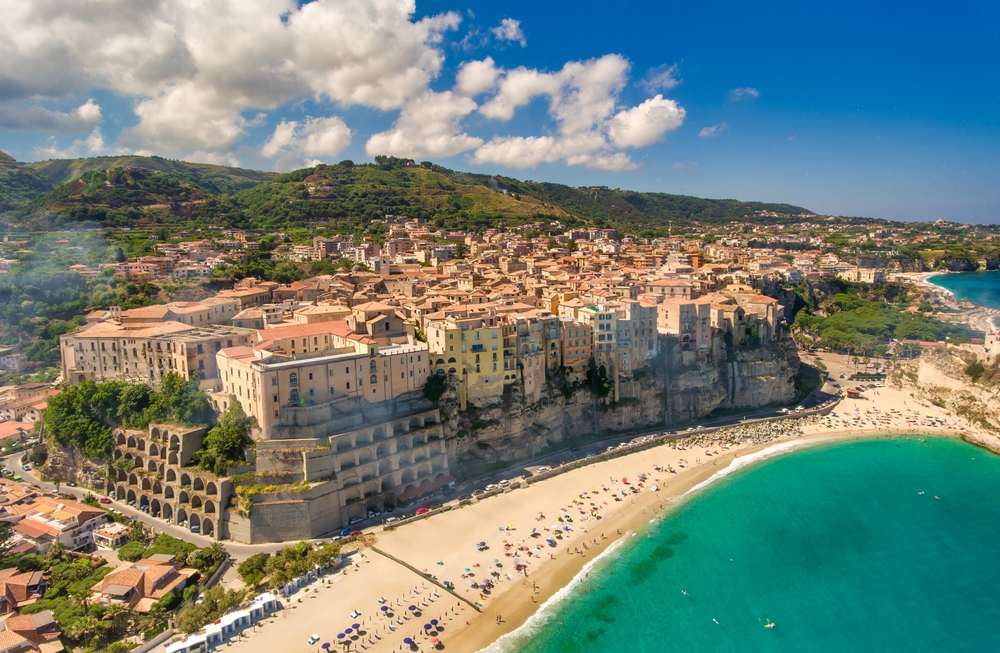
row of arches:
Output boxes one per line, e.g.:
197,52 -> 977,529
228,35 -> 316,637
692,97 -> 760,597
112,483 -> 218,514
110,484 -> 218,537
119,431 -> 181,452
111,453 -> 219,495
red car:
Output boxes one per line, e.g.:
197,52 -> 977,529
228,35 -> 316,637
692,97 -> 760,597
99,497 -> 112,504
415,507 -> 429,515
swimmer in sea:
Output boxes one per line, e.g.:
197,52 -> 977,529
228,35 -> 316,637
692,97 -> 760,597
713,618 -> 720,625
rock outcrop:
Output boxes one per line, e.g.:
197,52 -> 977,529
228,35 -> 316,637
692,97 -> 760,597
43,443 -> 106,489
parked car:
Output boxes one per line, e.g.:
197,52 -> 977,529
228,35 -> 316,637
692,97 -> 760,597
429,502 -> 443,510
536,467 -> 550,473
498,480 -> 510,487
190,525 -> 200,534
385,516 -> 400,524
485,484 -> 498,491
308,635 -> 320,645
415,507 -> 429,515
341,528 -> 353,537
99,497 -> 112,504
66,481 -> 77,487
21,465 -> 29,471
471,489 -> 484,497
458,494 -> 472,502
348,516 -> 363,526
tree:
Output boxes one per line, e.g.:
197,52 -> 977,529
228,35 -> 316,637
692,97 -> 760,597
117,541 -> 146,562
238,553 -> 268,588
68,616 -> 99,648
0,522 -> 17,561
196,403 -> 255,475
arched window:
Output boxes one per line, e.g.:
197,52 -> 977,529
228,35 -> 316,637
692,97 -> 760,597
369,360 -> 377,372
289,389 -> 299,404
288,372 -> 298,386
370,374 -> 378,384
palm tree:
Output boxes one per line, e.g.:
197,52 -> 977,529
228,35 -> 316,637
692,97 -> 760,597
69,616 -> 99,648
102,604 -> 131,637
47,541 -> 68,562
137,605 -> 170,638
71,593 -> 90,617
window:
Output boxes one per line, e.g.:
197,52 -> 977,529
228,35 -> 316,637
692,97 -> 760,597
273,395 -> 278,403
198,360 -> 204,369
330,386 -> 335,394
215,342 -> 222,351
369,360 -> 377,372
309,388 -> 315,396
370,374 -> 378,384
308,373 -> 313,380
346,382 -> 350,389
345,367 -> 350,374
197,344 -> 203,354
271,377 -> 277,386
329,369 -> 334,377
290,389 -> 299,403
289,373 -> 298,386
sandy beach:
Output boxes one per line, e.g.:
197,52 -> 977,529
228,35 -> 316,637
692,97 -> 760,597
235,376 -> 985,653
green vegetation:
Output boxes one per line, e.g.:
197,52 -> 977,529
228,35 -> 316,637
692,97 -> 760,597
236,541 -> 341,591
422,374 -> 447,403
194,403 -> 256,475
45,374 -> 215,459
176,585 -> 249,634
965,360 -> 986,383
0,150 -> 56,211
793,293 -> 976,353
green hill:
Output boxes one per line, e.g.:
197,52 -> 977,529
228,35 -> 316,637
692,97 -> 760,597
1,153 -> 812,234
0,150 -> 57,211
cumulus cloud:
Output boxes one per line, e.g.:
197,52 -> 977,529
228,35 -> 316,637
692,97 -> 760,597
642,64 -> 681,92
366,91 -> 482,159
698,123 -> 729,137
727,87 -> 760,101
0,99 -> 102,132
455,58 -> 501,97
0,0 -> 459,156
491,18 -> 526,47
261,116 -> 352,170
32,126 -> 117,159
469,55 -> 684,171
607,95 -> 685,148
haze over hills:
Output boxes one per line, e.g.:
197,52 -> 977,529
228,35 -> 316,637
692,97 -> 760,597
0,151 -> 812,233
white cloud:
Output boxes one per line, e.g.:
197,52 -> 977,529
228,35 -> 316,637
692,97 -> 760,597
607,95 -> 685,148
698,123 -> 729,137
366,91 -> 482,159
642,64 -> 681,92
0,0 -> 459,156
727,87 -> 761,101
455,58 -> 501,97
471,55 -> 685,170
32,126 -> 118,159
490,18 -> 526,47
261,116 -> 352,170
0,98 -> 102,132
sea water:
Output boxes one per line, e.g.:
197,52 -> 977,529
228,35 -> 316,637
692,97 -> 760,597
930,271 -> 1000,310
502,438 -> 1000,653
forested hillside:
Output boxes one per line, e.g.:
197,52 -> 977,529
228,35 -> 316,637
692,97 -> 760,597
1,153 -> 812,234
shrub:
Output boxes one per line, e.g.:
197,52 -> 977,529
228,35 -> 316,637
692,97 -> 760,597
117,541 -> 146,562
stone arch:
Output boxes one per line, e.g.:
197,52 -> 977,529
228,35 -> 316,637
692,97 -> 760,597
164,486 -> 175,499
380,478 -> 393,493
189,513 -> 201,531
372,425 -> 386,441
105,481 -> 115,495
128,472 -> 138,486
116,469 -> 126,482
166,469 -> 176,483
113,449 -> 123,460
141,477 -> 151,492
356,430 -> 373,446
151,427 -> 161,441
160,447 -> 167,460
357,448 -> 373,466
151,498 -> 161,517
180,473 -> 191,487
435,358 -> 444,365
401,483 -> 417,497
126,489 -> 136,504
204,499 -> 216,514
191,495 -> 202,510
148,443 -> 159,457
417,463 -> 432,477
375,442 -> 391,458
206,482 -> 217,496
177,508 -> 188,525
168,452 -> 178,465
169,434 -> 180,450
162,503 -> 173,522
179,490 -> 189,505
127,435 -> 136,449
340,470 -> 358,487
434,472 -> 449,482
117,432 -> 126,445
408,417 -> 421,430
153,481 -> 162,495
401,468 -> 416,484
147,460 -> 157,473
424,414 -> 437,425
202,518 -> 215,537
140,494 -> 150,511
193,477 -> 204,492
134,456 -> 144,470
116,485 -> 126,500
360,464 -> 376,482
137,438 -> 146,452
336,437 -> 353,453
123,452 -> 133,461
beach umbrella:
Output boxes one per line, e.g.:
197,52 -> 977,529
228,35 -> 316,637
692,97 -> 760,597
430,637 -> 439,644
352,624 -> 360,630
424,624 -> 432,630
344,628 -> 352,634
322,644 -> 331,650
337,634 -> 345,640
381,606 -> 389,612
404,638 -> 413,645
430,619 -> 438,625
409,605 -> 417,611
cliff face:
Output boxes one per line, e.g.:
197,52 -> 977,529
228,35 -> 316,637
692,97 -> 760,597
43,443 -> 106,489
443,333 -> 800,470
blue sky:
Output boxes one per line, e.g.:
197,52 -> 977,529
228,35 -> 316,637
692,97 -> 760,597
0,0 -> 997,222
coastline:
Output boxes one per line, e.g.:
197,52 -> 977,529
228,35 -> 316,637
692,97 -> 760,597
235,380 -> 991,653
909,270 -> 1000,332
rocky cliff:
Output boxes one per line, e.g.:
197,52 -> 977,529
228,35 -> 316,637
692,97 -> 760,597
443,332 -> 800,473
43,442 -> 107,489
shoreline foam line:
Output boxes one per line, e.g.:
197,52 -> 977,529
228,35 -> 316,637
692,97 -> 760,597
683,437 -> 822,499
474,531 -> 632,653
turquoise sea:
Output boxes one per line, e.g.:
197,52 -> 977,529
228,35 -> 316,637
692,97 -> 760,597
501,438 -> 1000,653
929,271 -> 1000,310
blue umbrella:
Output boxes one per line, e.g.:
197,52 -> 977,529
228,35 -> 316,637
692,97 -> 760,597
408,605 -> 417,611
344,628 -> 352,634
352,623 -> 360,630
337,634 -> 345,640
380,606 -> 389,612
424,624 -> 432,630
322,644 -> 331,650
430,619 -> 438,625
404,638 -> 413,645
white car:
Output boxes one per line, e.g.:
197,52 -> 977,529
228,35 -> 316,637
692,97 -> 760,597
485,484 -> 498,491
307,634 -> 320,645
498,479 -> 510,487
536,467 -> 550,473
